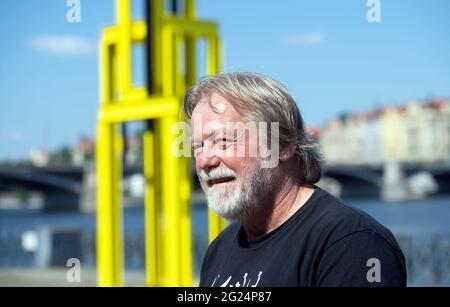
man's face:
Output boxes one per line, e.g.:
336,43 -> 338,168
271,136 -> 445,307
190,92 -> 274,221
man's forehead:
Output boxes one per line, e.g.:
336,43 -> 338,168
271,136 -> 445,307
190,93 -> 245,139
194,93 -> 236,115
190,119 -> 225,142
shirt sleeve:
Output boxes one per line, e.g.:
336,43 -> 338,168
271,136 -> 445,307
315,230 -> 407,287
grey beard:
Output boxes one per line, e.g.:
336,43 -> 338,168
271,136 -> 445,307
204,163 -> 273,222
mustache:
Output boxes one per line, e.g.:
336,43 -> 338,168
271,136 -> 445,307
198,167 -> 237,182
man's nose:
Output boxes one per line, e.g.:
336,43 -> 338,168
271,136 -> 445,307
196,147 -> 221,171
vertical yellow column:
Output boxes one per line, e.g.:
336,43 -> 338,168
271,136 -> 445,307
143,131 -> 158,286
117,0 -> 132,94
161,24 -> 181,286
96,124 -> 112,286
151,0 -> 164,94
160,116 -> 181,286
154,122 -> 165,283
182,0 -> 198,285
113,124 -> 124,281
179,152 -> 193,286
97,122 -> 124,286
175,32 -> 193,287
98,0 -> 223,287
97,30 -> 124,286
146,0 -> 166,285
185,0 -> 196,87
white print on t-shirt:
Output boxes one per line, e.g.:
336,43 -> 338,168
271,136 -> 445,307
211,271 -> 263,287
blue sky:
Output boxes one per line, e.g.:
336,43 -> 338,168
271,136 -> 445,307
0,0 -> 449,160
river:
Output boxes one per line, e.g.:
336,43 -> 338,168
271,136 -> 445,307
0,196 -> 449,286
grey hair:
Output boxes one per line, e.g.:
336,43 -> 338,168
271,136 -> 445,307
183,72 -> 322,184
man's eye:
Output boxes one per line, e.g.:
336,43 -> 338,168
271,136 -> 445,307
215,138 -> 231,149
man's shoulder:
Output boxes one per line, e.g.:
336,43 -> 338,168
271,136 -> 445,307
309,187 -> 400,250
208,222 -> 241,250
201,222 -> 241,271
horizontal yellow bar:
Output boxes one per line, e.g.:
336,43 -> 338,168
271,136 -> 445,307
103,21 -> 147,45
163,16 -> 218,37
102,16 -> 218,46
99,96 -> 178,123
121,87 -> 148,101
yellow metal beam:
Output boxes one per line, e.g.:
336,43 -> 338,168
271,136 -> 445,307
99,97 -> 178,123
161,27 -> 174,96
97,0 -> 224,287
181,2 -> 197,285
186,0 -> 196,19
97,30 -> 124,286
103,16 -> 218,47
153,121 -> 165,283
151,0 -> 164,95
160,116 -> 181,286
121,87 -> 148,101
163,16 -> 218,37
149,0 -> 165,284
103,22 -> 147,45
143,131 -> 158,286
96,122 -> 124,286
185,0 -> 196,88
174,32 -> 193,287
99,37 -> 111,102
117,0 -> 132,94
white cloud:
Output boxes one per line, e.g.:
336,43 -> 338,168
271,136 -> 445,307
284,31 -> 327,47
29,35 -> 96,56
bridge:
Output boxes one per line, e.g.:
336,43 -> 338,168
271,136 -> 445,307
0,165 -> 140,211
0,163 -> 449,211
325,162 -> 450,199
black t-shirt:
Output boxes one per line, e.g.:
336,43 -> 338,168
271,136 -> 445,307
199,186 -> 407,287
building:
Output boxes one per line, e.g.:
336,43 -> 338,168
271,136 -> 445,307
320,99 -> 450,165
320,112 -> 382,165
381,99 -> 450,163
73,136 -> 95,166
29,149 -> 50,166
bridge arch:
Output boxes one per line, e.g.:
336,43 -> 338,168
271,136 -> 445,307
324,165 -> 382,199
0,168 -> 82,211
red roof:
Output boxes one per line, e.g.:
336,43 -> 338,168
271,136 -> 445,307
77,137 -> 95,152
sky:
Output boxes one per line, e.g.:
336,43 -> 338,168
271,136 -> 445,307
0,0 -> 449,160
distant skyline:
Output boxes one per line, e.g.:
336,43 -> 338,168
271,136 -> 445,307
1,0 -> 450,160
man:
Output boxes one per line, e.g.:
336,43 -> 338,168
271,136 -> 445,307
183,72 -> 407,287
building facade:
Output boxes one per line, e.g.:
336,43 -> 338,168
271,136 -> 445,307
319,99 -> 450,165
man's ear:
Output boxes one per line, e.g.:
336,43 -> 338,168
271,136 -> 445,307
279,142 -> 297,162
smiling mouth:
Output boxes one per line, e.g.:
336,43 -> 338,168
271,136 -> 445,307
207,176 -> 236,188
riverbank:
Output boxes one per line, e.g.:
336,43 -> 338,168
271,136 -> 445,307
0,268 -> 146,287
